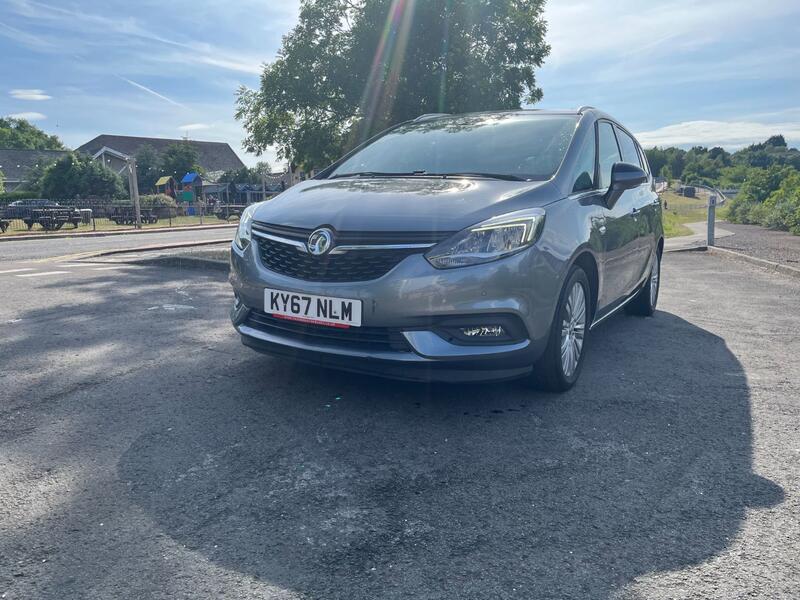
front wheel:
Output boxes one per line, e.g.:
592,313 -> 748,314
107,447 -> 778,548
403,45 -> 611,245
625,251 -> 660,316
527,266 -> 591,392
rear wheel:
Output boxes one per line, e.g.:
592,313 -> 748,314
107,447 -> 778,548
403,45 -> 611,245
625,251 -> 660,316
528,266 -> 590,392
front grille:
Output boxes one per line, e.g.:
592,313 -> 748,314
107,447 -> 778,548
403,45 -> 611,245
252,221 -> 453,283
244,309 -> 411,352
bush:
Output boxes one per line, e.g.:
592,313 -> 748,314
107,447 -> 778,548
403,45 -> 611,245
139,194 -> 177,209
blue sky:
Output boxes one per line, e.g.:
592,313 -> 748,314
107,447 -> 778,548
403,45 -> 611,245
1,0 -> 799,167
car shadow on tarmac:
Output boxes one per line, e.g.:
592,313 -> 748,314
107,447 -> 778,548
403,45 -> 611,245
115,304 -> 784,599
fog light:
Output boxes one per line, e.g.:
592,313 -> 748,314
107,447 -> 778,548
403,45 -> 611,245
460,325 -> 505,338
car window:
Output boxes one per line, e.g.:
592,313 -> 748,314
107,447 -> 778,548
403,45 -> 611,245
597,121 -> 621,188
330,113 -> 579,181
571,133 -> 596,193
615,126 -> 643,168
637,144 -> 651,174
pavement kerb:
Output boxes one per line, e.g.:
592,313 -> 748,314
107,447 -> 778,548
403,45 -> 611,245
707,245 -> 800,280
0,222 -> 236,243
42,239 -> 231,262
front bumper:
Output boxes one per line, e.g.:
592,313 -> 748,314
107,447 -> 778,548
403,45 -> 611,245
229,239 -> 562,382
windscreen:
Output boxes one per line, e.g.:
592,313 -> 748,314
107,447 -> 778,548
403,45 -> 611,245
330,113 -> 578,181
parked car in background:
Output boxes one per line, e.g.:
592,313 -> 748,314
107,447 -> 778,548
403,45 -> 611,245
229,108 -> 663,391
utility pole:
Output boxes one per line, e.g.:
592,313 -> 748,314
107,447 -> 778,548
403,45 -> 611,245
127,156 -> 142,229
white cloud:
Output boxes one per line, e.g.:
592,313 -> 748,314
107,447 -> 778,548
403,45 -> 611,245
178,123 -> 211,131
6,111 -> 46,120
635,120 -> 800,149
9,88 -> 51,100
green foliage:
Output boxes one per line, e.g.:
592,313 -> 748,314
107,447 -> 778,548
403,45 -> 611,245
160,143 -> 203,181
0,118 -> 66,150
219,166 -> 263,186
726,166 -> 798,229
645,146 -> 686,180
39,153 -> 126,199
135,145 -> 161,194
236,0 -> 550,170
0,190 -> 35,203
141,193 -> 177,209
732,135 -> 800,170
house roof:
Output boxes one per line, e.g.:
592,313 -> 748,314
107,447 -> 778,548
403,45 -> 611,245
155,176 -> 174,186
0,148 -> 70,181
181,172 -> 201,184
77,135 -> 245,173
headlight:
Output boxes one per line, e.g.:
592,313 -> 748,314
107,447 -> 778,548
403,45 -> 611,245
234,204 -> 257,250
425,208 -> 545,269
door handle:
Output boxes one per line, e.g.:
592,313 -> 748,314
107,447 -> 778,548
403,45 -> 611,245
631,206 -> 640,215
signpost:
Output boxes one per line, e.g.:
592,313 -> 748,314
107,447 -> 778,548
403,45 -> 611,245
707,194 -> 717,247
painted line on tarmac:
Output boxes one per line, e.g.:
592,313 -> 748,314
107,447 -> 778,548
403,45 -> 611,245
0,268 -> 35,274
16,271 -> 70,277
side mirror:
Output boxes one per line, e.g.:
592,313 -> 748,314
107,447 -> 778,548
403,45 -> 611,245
605,162 -> 647,208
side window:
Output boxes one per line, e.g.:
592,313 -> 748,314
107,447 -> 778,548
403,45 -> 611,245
571,134 -> 596,193
597,121 -> 621,189
615,126 -> 643,168
637,144 -> 651,174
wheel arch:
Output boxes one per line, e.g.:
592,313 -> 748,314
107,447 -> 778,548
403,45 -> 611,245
569,249 -> 600,323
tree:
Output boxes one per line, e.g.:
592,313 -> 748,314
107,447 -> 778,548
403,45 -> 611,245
39,153 -> 126,198
135,145 -> 161,194
0,169 -> 5,193
236,0 -> 550,170
218,162 -> 273,187
159,143 -> 202,182
0,117 -> 66,150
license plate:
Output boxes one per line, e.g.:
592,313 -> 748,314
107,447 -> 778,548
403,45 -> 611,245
264,288 -> 362,328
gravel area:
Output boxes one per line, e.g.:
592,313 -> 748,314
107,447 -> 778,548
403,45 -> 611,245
717,222 -> 800,267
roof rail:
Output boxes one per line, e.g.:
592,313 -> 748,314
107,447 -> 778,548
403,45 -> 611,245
577,105 -> 596,113
414,113 -> 450,122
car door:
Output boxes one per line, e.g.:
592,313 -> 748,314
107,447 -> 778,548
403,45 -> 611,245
596,121 -> 641,307
614,125 -> 654,285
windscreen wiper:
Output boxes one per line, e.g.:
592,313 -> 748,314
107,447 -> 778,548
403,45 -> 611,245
329,170 -> 427,179
430,172 -> 527,181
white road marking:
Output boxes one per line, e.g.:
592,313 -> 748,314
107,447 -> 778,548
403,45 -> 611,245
0,268 -> 35,274
16,271 -> 70,278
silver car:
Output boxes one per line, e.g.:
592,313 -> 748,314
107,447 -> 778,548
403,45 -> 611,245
230,108 -> 663,391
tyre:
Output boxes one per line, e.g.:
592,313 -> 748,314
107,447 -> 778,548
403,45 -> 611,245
625,250 -> 660,317
528,266 -> 591,392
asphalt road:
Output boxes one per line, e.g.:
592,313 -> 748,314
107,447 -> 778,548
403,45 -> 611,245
1,252 -> 798,599
0,226 -> 234,261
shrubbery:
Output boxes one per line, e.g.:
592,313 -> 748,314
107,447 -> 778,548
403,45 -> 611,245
727,169 -> 800,234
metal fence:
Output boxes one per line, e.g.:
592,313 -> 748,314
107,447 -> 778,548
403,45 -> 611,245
0,198 -> 252,236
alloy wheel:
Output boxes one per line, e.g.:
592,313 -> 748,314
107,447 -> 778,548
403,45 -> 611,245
560,282 -> 586,378
650,255 -> 660,308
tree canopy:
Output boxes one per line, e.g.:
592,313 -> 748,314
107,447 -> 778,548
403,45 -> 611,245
236,0 -> 550,170
134,145 -> 161,194
39,153 -> 126,199
218,161 -> 273,187
0,117 -> 66,150
159,143 -> 203,182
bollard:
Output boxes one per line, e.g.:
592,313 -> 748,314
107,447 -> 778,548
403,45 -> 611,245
707,194 -> 716,247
